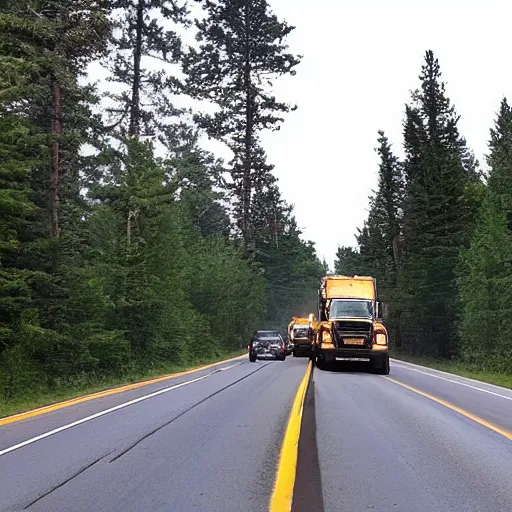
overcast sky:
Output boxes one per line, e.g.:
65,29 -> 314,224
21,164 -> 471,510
92,0 -> 512,268
236,0 -> 512,268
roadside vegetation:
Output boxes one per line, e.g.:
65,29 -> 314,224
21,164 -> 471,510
0,348 -> 246,419
337,51 -> 512,381
0,1 -> 324,414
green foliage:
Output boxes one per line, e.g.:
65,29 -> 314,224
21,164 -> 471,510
334,247 -> 363,275
459,195 -> 512,371
107,0 -> 188,140
397,51 -> 477,357
458,99 -> 512,372
0,0 -> 331,408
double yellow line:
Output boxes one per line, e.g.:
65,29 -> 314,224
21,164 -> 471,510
270,360 -> 313,512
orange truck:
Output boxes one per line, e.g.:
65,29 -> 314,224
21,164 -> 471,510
314,275 -> 390,374
287,315 -> 315,357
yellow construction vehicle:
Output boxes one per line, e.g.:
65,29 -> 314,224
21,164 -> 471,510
313,275 -> 389,374
287,315 -> 315,357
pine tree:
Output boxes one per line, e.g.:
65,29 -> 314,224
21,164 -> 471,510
459,98 -> 512,371
459,196 -> 512,371
0,0 -> 109,237
334,246 -> 363,275
399,50 -> 474,357
356,132 -> 404,279
487,98 -> 512,229
106,0 -> 188,141
171,136 -> 231,238
182,0 -> 301,244
372,131 -> 405,272
0,2 -> 111,394
0,114 -> 42,386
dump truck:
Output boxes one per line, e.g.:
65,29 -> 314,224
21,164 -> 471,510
313,275 -> 390,374
287,314 -> 316,357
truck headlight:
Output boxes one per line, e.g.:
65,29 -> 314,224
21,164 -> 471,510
375,333 -> 387,345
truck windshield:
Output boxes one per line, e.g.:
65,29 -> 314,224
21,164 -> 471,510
329,300 -> 372,319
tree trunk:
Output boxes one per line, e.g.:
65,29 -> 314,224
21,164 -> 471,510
242,0 -> 252,245
129,0 -> 144,137
50,78 -> 62,238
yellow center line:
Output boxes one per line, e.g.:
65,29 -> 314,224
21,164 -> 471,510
269,360 -> 313,512
384,377 -> 512,441
0,355 -> 246,426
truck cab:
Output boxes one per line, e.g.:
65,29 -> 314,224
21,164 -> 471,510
314,275 -> 390,374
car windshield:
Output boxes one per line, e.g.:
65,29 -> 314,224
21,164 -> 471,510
329,300 -> 372,319
257,332 -> 280,338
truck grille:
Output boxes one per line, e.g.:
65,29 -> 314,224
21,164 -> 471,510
332,321 -> 372,348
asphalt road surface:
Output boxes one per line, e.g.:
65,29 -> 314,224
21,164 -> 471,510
312,359 -> 512,512
0,357 -> 307,512
2,356 -> 512,512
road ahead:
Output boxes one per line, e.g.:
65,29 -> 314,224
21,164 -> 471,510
313,359 -> 512,512
1,357 -> 512,512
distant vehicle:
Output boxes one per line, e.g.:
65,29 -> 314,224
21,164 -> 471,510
249,330 -> 287,362
288,315 -> 315,358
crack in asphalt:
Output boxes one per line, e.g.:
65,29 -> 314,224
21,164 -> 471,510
24,450 -> 113,510
109,362 -> 273,463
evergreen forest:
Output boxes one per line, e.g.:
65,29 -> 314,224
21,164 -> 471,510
1,2 -> 510,407
336,50 -> 512,373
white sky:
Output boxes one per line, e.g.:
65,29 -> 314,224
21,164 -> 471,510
91,0 -> 512,269
248,0 -> 512,268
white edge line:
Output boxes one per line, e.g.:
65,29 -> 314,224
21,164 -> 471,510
1,356 -> 247,422
0,363 -> 242,458
390,358 -> 512,392
391,360 -> 512,401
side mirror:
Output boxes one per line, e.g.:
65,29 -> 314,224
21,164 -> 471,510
377,302 -> 389,321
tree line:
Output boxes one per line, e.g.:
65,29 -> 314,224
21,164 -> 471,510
0,0 -> 325,400
336,50 -> 511,372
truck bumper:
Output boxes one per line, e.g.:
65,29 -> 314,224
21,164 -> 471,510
293,341 -> 313,351
318,347 -> 389,365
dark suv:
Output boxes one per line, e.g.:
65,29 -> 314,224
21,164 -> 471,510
248,330 -> 287,362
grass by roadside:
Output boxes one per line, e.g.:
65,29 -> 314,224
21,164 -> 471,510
0,349 -> 247,420
391,352 -> 512,390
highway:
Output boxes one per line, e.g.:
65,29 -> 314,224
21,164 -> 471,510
310,359 -> 512,512
1,357 -> 512,512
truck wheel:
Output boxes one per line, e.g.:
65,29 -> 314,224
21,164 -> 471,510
374,356 -> 390,375
292,350 -> 298,357
249,352 -> 257,363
